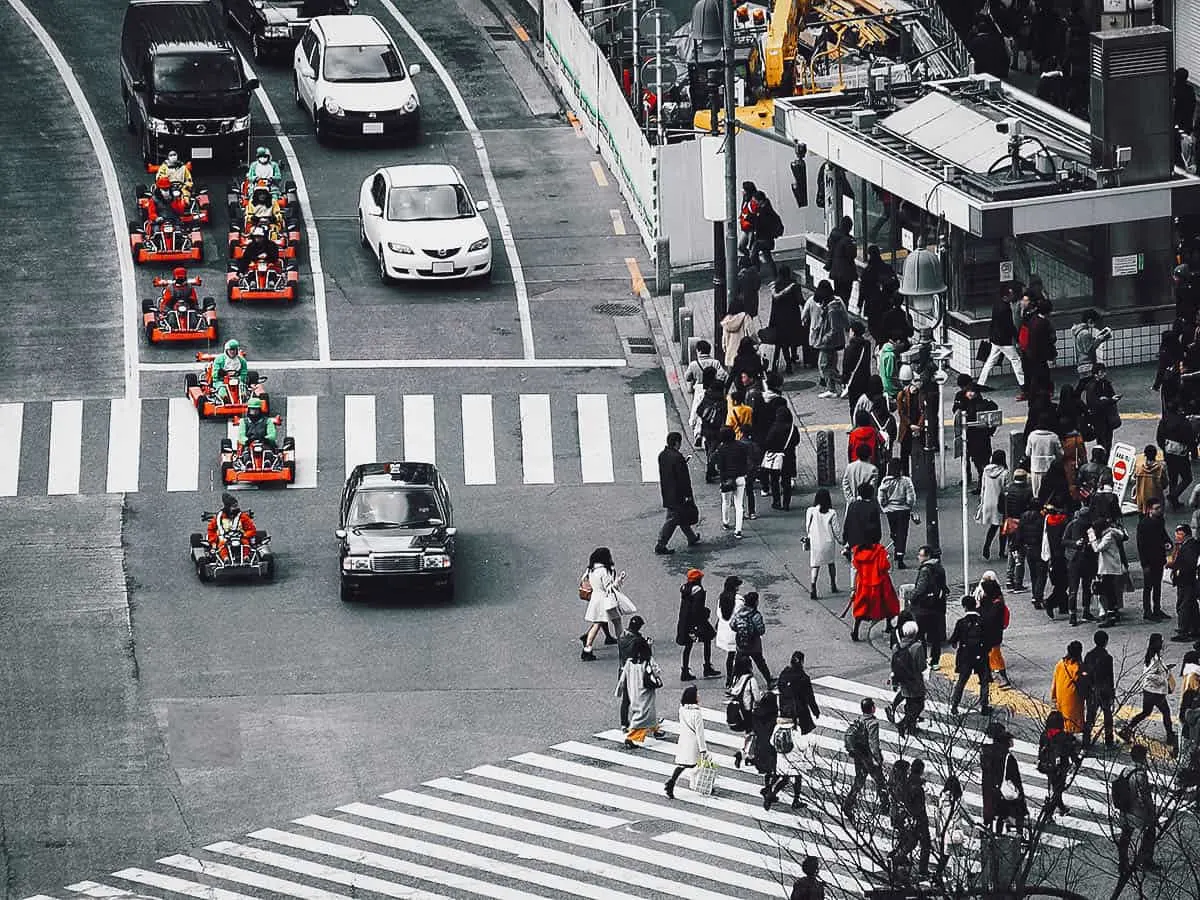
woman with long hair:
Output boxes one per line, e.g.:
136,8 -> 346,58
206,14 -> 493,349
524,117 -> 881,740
580,546 -> 625,661
805,488 -> 841,599
664,685 -> 707,799
714,575 -> 745,689
615,637 -> 663,748
1120,632 -> 1178,750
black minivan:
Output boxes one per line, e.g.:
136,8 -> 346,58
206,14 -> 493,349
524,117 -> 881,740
121,0 -> 259,167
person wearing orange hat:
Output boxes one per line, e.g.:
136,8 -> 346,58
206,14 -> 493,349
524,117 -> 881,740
676,569 -> 720,682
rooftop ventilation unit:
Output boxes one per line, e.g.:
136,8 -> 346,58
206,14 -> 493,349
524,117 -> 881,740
1089,26 -> 1172,185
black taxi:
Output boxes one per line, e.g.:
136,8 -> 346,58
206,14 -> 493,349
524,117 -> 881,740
336,461 -> 456,601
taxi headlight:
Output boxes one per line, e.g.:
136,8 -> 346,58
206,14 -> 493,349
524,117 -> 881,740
342,555 -> 371,571
422,553 -> 452,570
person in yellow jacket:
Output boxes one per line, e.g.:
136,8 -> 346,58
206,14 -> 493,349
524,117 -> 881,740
155,150 -> 193,201
1050,640 -> 1086,733
243,186 -> 285,237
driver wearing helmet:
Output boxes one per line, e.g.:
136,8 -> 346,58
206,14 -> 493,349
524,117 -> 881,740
164,266 -> 198,311
237,397 -> 277,458
145,175 -> 186,230
211,339 -> 249,401
156,150 -> 193,199
208,492 -> 257,549
245,147 -> 282,192
238,226 -> 280,273
244,186 -> 284,236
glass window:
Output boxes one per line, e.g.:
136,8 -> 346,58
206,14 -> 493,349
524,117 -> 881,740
348,489 -> 440,527
387,185 -> 474,221
322,44 -> 405,83
1006,229 -> 1094,309
153,54 -> 241,92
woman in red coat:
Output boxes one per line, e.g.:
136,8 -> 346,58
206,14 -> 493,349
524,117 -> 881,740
851,542 -> 900,641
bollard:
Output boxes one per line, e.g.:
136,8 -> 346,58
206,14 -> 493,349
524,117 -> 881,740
671,283 -> 686,343
655,237 -> 671,296
1009,429 -> 1027,469
679,309 -> 694,362
685,336 -> 702,366
815,429 -> 836,486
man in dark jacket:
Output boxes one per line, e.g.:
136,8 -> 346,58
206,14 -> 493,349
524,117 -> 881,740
1081,629 -> 1115,750
1002,469 -> 1034,591
676,569 -> 719,681
1019,503 -> 1045,607
978,282 -> 1026,398
1064,503 -> 1096,625
656,431 -> 701,554
953,374 -> 997,492
1024,297 -> 1057,402
842,321 -> 872,422
1137,499 -> 1173,621
1079,363 -> 1121,456
949,595 -> 992,716
827,215 -> 857,303
777,649 -> 821,810
842,482 -> 883,551
910,545 -> 948,668
1172,524 -> 1200,642
1158,401 -> 1195,510
736,258 -> 762,319
841,697 -> 888,817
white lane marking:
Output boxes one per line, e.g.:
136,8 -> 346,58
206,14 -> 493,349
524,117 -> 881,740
402,395 -> 436,464
0,403 -> 23,496
609,209 -> 626,235
6,0 -> 139,401
287,395 -> 318,488
416,778 -> 628,828
376,0 -> 535,360
166,398 -> 199,492
590,161 -> 609,187
159,854 -> 347,900
518,394 -> 554,484
460,395 -> 495,484
47,401 -> 83,495
108,869 -> 257,900
633,392 -> 666,482
313,807 -> 746,900
105,398 -> 140,493
576,394 -> 613,483
251,80 -> 330,361
344,395 -> 376,478
63,884 -> 131,898
140,357 -> 627,372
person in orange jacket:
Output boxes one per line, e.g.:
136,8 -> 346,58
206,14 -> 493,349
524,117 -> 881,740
207,492 -> 256,553
144,176 -> 187,229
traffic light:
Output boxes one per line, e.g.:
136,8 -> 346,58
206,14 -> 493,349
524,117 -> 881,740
790,142 -> 807,209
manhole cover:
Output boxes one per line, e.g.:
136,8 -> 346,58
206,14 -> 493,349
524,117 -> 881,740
593,302 -> 641,316
483,24 -> 516,41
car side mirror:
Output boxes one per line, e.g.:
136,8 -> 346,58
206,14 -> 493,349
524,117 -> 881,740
445,526 -> 457,537
369,206 -> 383,216
408,63 -> 421,76
253,0 -> 265,8
335,528 -> 347,540
427,518 -> 444,527
245,77 -> 260,91
476,200 -> 490,211
131,79 -> 146,92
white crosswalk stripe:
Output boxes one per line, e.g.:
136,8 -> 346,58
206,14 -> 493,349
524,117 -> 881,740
34,675 -> 1128,900
0,392 -> 670,497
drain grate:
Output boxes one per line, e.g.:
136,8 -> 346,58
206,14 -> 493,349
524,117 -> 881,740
483,24 -> 517,41
593,302 -> 641,316
626,339 -> 657,354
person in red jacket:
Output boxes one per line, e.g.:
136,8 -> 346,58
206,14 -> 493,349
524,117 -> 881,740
162,267 -> 198,311
144,176 -> 186,230
207,492 -> 256,556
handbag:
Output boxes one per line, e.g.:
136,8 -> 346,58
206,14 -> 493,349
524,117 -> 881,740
681,498 -> 700,527
720,478 -> 737,493
757,325 -> 778,346
1001,516 -> 1019,537
643,664 -> 664,690
975,339 -> 993,363
1000,752 -> 1020,801
578,570 -> 592,602
615,590 -> 637,616
761,451 -> 784,471
689,755 -> 718,795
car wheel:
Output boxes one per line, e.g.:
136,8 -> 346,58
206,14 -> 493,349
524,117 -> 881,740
377,246 -> 393,285
294,75 -> 303,108
313,107 -> 326,145
340,579 -> 355,602
358,214 -> 368,249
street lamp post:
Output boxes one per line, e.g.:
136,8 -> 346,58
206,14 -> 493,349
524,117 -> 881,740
708,67 -> 726,344
720,0 -> 738,300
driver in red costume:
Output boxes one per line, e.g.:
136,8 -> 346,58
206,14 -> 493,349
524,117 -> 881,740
208,492 -> 257,555
145,176 -> 187,231
163,267 -> 198,310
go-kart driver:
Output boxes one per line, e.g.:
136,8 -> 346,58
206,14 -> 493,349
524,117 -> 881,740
244,186 -> 285,236
145,176 -> 186,230
237,397 -> 277,462
163,267 -> 198,309
211,339 -> 249,402
156,151 -> 193,199
245,147 -> 282,193
238,226 -> 280,273
207,492 -> 257,550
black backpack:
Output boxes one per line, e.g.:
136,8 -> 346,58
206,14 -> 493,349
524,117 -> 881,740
960,615 -> 986,658
759,204 -> 784,239
1111,767 -> 1134,812
891,644 -> 919,685
844,718 -> 871,756
698,394 -> 725,427
1037,736 -> 1057,775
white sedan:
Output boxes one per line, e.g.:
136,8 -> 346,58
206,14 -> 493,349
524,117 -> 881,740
358,164 -> 492,283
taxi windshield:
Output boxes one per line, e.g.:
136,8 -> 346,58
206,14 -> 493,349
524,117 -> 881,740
348,488 -> 439,528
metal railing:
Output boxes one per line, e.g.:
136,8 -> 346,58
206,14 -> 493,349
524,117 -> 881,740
907,0 -> 972,77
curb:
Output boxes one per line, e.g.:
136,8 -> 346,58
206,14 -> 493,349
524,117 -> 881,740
638,281 -> 693,436
477,0 -> 572,121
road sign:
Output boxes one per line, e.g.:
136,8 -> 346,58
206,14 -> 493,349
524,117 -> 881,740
638,6 -> 675,37
1108,441 -> 1139,515
639,58 -> 685,95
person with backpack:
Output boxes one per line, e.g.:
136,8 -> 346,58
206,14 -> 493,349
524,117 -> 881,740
776,650 -> 821,810
675,569 -> 720,682
841,321 -> 873,423
1063,503 -> 1096,625
886,620 -> 927,738
715,576 -> 744,689
714,426 -> 751,540
1082,629 -> 1116,750
841,697 -> 889,818
1001,468 -> 1034,592
949,594 -> 992,716
910,545 -> 949,669
878,457 -> 916,570
696,369 -> 728,483
750,190 -> 783,278
976,572 -> 1011,688
684,340 -> 728,447
731,591 -> 771,681
1038,709 -> 1081,818
1119,633 -> 1178,751
1114,744 -> 1159,874
751,691 -> 788,809
728,655 -> 765,767
896,758 -> 934,881
789,856 -> 826,900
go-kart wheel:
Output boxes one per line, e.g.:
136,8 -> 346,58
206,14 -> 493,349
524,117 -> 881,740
196,561 -> 214,583
144,322 -> 156,344
203,297 -> 216,310
220,438 -> 233,453
189,533 -> 204,549
282,436 -> 295,452
284,462 -> 296,483
194,242 -> 204,262
220,461 -> 233,484
185,373 -> 199,389
247,369 -> 260,385
228,286 -> 239,303
262,557 -> 276,581
134,183 -> 147,203
141,298 -> 154,313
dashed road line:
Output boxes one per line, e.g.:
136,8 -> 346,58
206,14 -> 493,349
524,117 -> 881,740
138,357 -> 626,372
609,209 -> 626,235
590,161 -> 609,187
624,258 -> 646,297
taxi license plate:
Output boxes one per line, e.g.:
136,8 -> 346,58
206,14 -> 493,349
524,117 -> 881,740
362,122 -> 384,135
192,147 -> 214,159
432,260 -> 455,274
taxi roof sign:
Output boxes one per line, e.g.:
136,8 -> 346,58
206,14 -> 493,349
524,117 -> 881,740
352,461 -> 436,485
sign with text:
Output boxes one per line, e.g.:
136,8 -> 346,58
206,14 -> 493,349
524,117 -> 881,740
1107,441 -> 1139,515
1111,253 -> 1144,277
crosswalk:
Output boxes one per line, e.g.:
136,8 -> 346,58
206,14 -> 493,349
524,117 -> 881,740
0,391 -> 670,497
31,676 -> 1124,900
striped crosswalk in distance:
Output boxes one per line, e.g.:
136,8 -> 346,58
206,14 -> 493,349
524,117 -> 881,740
31,676 -> 1124,900
0,391 -> 671,496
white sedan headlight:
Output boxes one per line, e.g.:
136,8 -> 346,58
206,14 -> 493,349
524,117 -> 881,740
468,237 -> 490,253
387,242 -> 414,254
323,96 -> 344,116
401,95 -> 419,113
342,556 -> 371,571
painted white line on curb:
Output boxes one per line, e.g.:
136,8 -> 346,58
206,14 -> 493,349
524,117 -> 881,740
7,0 -> 139,401
139,357 -> 627,373
251,78 -> 331,361
376,0 -> 536,360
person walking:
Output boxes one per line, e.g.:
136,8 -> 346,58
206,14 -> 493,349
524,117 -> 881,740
805,488 -> 842,599
1115,744 -> 1159,874
684,339 -> 727,447
1002,469 -> 1034,591
896,365 -> 923,474
980,450 -> 1012,560
978,282 -> 1026,397
696,370 -> 728,482
878,457 -> 916,569
1041,502 -> 1070,617
1064,503 -> 1096,625
714,426 -> 750,540
1025,418 -> 1063,497
910,544 -> 949,668
715,576 -> 744,688
1071,308 -> 1113,374
981,722 -> 1027,835
850,541 -> 899,641
1080,363 -> 1122,457
615,637 -> 663,747
977,571 -> 1011,688
664,684 -> 708,799
842,441 -> 880,506
1138,498 -> 1173,622
777,650 -> 821,810
580,547 -> 625,661
843,482 -> 883,590
617,615 -> 646,729
1088,515 -> 1128,627
1082,629 -> 1116,751
954,375 -> 998,492
1119,633 -> 1177,751
1171,523 -> 1200,641
860,244 -> 896,342
655,431 -> 701,555
1038,709 -> 1081,817
789,856 -> 826,900
899,758 -> 934,881
1134,446 -> 1168,515
731,591 -> 772,681
842,322 -> 873,422
769,266 -> 804,373
1051,640 -> 1086,733
763,397 -> 797,511
1159,400 -> 1195,510
751,691 -> 788,809
949,594 -> 992,716
676,569 -> 720,682
827,215 -> 858,304
841,697 -> 889,818
888,619 -> 927,737
720,301 -> 757,368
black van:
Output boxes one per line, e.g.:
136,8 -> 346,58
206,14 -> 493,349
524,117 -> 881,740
121,0 -> 259,167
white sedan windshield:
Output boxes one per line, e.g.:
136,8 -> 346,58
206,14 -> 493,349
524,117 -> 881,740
386,185 -> 474,221
323,45 -> 405,83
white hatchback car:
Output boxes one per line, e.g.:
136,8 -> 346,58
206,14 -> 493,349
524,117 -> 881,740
294,15 -> 421,143
359,164 -> 493,283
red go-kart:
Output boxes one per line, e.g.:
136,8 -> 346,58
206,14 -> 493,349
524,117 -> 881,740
228,216 -> 300,261
185,353 -> 269,418
136,167 -> 211,226
226,257 -> 299,302
130,217 -> 204,265
220,427 -> 296,488
142,276 -> 217,343
190,513 -> 275,582
228,176 -> 299,213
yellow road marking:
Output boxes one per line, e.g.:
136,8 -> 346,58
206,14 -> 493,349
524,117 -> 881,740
505,15 -> 531,41
610,209 -> 626,235
625,258 -> 646,298
590,161 -> 609,187
566,111 -> 584,138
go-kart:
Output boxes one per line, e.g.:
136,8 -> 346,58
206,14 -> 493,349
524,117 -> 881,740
220,426 -> 296,487
185,353 -> 269,418
142,276 -> 217,343
136,169 -> 211,226
227,257 -> 299,303
130,217 -> 204,265
190,513 -> 274,582
228,176 -> 299,213
228,215 -> 300,260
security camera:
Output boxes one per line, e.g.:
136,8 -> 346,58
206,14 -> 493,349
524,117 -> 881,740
995,117 -> 1022,137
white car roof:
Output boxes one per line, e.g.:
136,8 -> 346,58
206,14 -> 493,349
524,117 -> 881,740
381,164 -> 463,188
312,14 -> 391,46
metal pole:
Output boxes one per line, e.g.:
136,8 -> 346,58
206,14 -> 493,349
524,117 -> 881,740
961,417 -> 969,595
919,334 -> 941,555
631,0 -> 640,119
721,0 -> 739,302
654,16 -> 665,147
709,68 -> 726,347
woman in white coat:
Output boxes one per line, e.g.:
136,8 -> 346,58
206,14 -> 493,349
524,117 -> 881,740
714,575 -> 745,689
582,546 -> 626,661
616,637 -> 663,747
665,684 -> 708,798
805,487 -> 842,599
